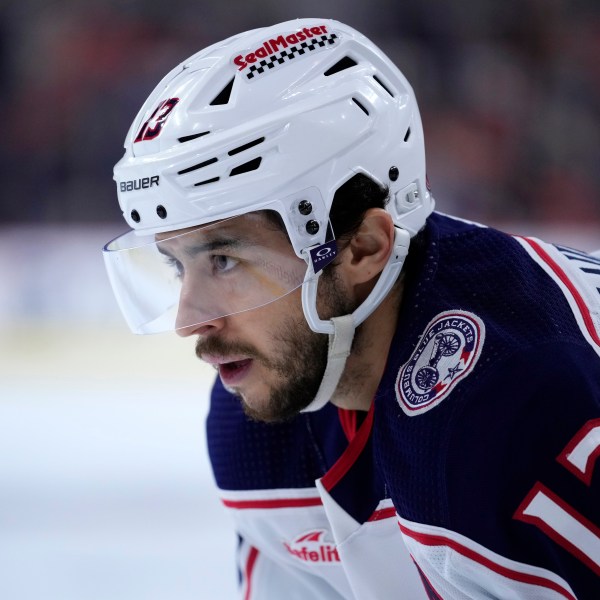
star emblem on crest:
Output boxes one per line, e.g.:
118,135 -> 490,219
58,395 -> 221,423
444,363 -> 464,381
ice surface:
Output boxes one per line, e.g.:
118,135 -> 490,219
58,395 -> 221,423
0,324 -> 238,600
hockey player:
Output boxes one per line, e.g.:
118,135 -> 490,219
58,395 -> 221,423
103,19 -> 600,599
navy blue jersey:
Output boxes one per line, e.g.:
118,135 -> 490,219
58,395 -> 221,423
374,213 -> 600,598
207,212 -> 600,599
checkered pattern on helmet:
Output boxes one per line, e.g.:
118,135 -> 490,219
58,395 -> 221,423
246,34 -> 338,80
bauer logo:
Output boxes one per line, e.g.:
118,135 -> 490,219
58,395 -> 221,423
119,176 -> 159,193
232,25 -> 339,80
284,530 -> 340,564
396,311 -> 485,416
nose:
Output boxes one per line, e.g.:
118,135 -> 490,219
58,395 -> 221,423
174,281 -> 226,337
176,316 -> 225,338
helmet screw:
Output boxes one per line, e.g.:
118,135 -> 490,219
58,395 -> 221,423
406,188 -> 420,204
389,166 -> 399,182
131,209 -> 141,223
298,200 -> 312,215
305,220 -> 320,235
156,205 -> 167,219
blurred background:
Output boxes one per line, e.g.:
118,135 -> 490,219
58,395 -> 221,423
0,1 -> 598,598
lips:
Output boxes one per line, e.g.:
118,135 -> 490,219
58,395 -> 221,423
200,354 -> 253,386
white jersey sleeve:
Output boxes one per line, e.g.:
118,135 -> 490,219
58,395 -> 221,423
237,533 -> 348,600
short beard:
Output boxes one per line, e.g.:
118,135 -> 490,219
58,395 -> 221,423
244,314 -> 329,422
196,269 -> 355,423
195,316 -> 328,423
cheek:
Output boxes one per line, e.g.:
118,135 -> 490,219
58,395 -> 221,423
225,288 -> 306,360
268,287 -> 305,321
316,271 -> 355,318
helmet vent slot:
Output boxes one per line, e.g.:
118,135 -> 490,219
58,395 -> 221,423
177,156 -> 218,175
230,157 -> 262,176
209,77 -> 235,106
373,75 -> 395,97
228,137 -> 265,156
352,98 -> 369,116
324,56 -> 358,76
194,177 -> 220,187
178,131 -> 210,143
404,127 -> 411,142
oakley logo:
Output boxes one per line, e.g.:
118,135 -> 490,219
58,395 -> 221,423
134,98 -> 179,143
309,240 -> 338,274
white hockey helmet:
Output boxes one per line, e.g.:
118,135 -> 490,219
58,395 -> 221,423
103,18 -> 432,363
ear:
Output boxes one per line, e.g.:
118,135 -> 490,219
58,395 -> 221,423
339,208 -> 395,290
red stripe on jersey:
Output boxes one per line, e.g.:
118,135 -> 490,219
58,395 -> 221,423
338,408 -> 358,442
321,400 -> 375,492
244,546 -> 259,600
222,497 -> 322,510
368,506 -> 397,522
521,237 -> 600,347
399,523 -> 577,600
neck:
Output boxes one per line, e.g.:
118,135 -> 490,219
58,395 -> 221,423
329,282 -> 402,411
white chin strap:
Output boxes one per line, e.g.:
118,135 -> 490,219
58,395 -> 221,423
300,227 -> 410,413
301,314 -> 356,413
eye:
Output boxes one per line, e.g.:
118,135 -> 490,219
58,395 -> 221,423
166,256 -> 184,279
211,254 -> 238,273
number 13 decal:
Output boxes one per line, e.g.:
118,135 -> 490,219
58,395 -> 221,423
515,418 -> 600,575
134,98 -> 179,143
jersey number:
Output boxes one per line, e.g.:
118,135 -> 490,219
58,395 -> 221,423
514,418 -> 600,575
134,98 -> 179,142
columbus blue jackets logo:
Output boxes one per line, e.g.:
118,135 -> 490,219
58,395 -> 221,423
396,311 -> 485,415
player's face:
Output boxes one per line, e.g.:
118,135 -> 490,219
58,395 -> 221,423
156,213 -> 308,332
194,270 -> 352,422
171,215 -> 352,422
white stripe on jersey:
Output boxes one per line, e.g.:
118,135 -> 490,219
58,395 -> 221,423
514,236 -> 600,357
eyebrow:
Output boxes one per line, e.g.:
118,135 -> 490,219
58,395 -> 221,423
157,235 -> 249,259
185,237 -> 245,258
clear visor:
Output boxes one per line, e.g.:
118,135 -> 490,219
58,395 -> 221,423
103,211 -> 312,334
